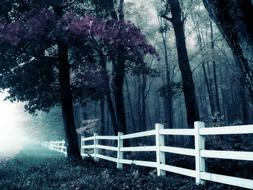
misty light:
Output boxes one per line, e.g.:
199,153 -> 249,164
0,93 -> 27,156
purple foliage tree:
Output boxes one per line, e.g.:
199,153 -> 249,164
0,5 -> 157,161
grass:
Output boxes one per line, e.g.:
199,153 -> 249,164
0,145 -> 241,190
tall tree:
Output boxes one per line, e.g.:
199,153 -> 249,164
192,13 -> 216,117
162,0 -> 200,128
90,0 -> 158,137
58,42 -> 81,162
110,0 -> 129,135
202,0 -> 253,101
210,21 -> 221,118
157,13 -> 173,129
89,0 -> 129,136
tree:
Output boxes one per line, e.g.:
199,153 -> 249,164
0,1 -> 157,160
192,12 -> 217,119
202,0 -> 253,101
87,0 -> 159,139
162,0 -> 200,128
93,0 -> 129,136
157,15 -> 173,129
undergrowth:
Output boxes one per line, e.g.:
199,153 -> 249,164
0,144 -> 245,190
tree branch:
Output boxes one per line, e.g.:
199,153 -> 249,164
161,14 -> 173,22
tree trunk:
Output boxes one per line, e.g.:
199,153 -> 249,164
114,0 -> 128,138
137,76 -> 142,131
58,43 -> 81,163
210,21 -> 221,115
114,46 -> 128,135
161,26 -> 173,129
98,52 -> 118,135
81,104 -> 88,121
125,77 -> 136,131
202,62 -> 215,116
108,0 -> 128,140
106,91 -> 118,134
93,0 -> 118,135
94,102 -> 98,118
155,95 -> 161,122
141,73 -> 147,131
100,99 -> 105,145
165,0 -> 200,128
114,46 -> 130,146
240,81 -> 249,124
195,19 -> 215,117
203,0 -> 253,102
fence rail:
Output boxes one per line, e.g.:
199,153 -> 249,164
42,140 -> 67,155
43,122 -> 253,189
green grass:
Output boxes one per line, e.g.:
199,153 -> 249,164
0,145 -> 238,190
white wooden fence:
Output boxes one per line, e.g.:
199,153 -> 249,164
44,122 -> 253,189
42,140 -> 67,155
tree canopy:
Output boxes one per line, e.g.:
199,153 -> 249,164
0,5 -> 157,113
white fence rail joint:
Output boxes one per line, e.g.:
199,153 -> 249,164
44,122 -> 253,189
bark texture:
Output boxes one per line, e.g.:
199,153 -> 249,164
165,0 -> 200,128
58,44 -> 81,162
203,0 -> 253,101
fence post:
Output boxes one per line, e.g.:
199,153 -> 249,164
156,123 -> 166,176
80,136 -> 84,157
195,121 -> 206,185
94,133 -> 99,162
117,132 -> 123,169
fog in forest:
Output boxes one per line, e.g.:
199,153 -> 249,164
0,0 -> 252,189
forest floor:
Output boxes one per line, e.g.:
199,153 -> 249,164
0,145 -> 240,190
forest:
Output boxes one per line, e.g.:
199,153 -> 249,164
0,0 -> 253,189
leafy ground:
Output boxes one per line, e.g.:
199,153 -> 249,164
0,145 -> 241,190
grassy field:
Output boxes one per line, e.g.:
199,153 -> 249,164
0,145 -> 240,190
